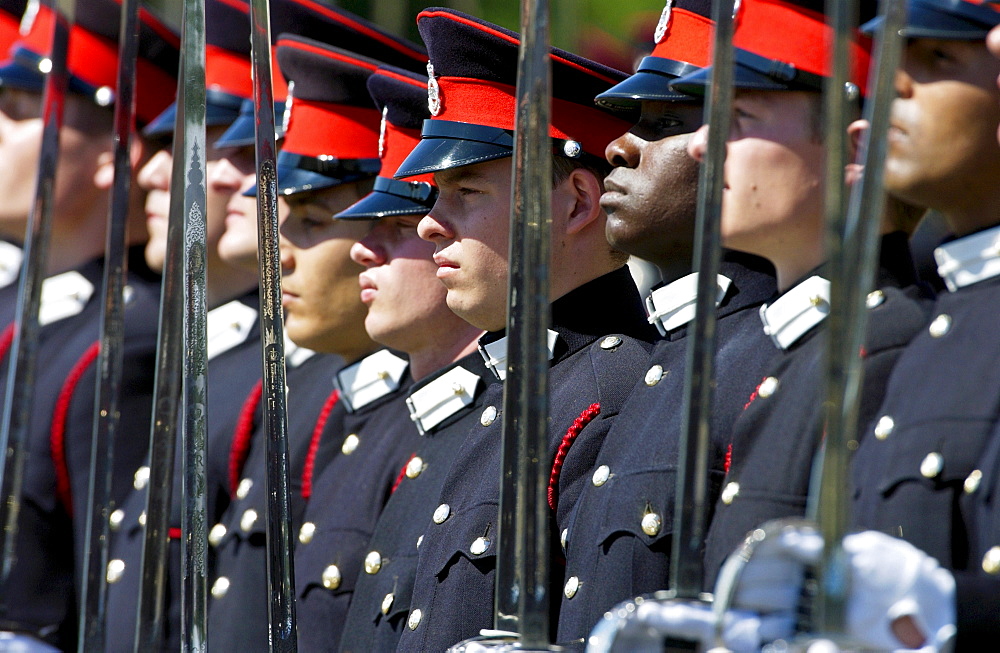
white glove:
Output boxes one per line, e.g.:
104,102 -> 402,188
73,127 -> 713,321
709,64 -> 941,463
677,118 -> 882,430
842,530 -> 956,651
727,522 -> 824,613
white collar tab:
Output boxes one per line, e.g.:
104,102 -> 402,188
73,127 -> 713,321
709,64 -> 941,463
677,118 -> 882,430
39,271 -> 95,326
207,300 -> 258,361
646,272 -> 732,336
759,275 -> 830,350
0,242 -> 22,289
934,225 -> 1000,292
406,365 -> 483,435
479,330 -> 560,381
283,331 -> 315,369
335,349 -> 409,412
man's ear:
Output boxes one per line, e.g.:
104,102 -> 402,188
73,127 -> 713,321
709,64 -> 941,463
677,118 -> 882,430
557,167 -> 603,236
845,118 -> 869,186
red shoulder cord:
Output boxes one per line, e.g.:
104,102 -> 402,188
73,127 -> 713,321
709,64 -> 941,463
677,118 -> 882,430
391,453 -> 417,495
51,341 -> 101,515
0,322 -> 16,363
228,379 -> 263,495
301,388 -> 340,502
547,403 -> 601,512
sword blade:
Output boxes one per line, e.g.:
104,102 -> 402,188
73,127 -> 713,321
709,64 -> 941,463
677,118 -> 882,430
669,0 -> 738,599
493,0 -> 552,644
77,0 -> 141,647
247,0 -> 297,649
0,0 -> 75,583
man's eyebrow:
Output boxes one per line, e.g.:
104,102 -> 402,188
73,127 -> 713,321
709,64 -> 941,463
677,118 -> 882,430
437,168 -> 489,185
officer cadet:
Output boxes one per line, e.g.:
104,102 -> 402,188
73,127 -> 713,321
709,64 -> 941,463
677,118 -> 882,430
206,30 -> 430,650
670,0 -> 935,592
383,8 -> 656,650
333,64 -> 498,653
553,1 -> 779,642
0,1 -> 178,649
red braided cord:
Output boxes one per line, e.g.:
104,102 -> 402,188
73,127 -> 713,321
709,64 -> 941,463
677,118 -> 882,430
228,379 -> 263,495
743,375 -> 770,410
724,443 -> 733,474
391,453 -> 416,495
0,322 -> 16,363
51,341 -> 101,515
547,402 -> 601,512
301,388 -> 340,502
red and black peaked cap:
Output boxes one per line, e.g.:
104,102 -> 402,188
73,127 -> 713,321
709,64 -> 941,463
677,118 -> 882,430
215,0 -> 427,148
596,0 -> 714,109
394,7 -> 633,179
273,36 -> 384,196
336,65 -> 437,220
0,0 -> 179,126
672,0 -> 874,96
863,0 -> 1000,40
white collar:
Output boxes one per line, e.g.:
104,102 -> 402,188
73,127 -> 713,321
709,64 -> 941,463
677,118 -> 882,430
759,275 -> 830,350
334,349 -> 409,412
646,272 -> 733,336
478,330 -> 560,381
206,299 -> 258,361
934,224 -> 1000,292
284,332 -> 315,369
406,365 -> 483,436
39,271 -> 95,326
0,242 -> 22,289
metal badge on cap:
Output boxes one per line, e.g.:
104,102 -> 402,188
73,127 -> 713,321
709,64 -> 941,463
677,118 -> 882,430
654,0 -> 674,44
282,80 -> 295,134
378,105 -> 388,158
427,61 -> 441,116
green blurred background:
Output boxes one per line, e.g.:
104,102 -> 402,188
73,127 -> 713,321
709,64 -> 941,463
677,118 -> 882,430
149,0 -> 668,73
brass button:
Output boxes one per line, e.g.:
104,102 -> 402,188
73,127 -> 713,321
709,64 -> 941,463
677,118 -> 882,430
470,536 -> 490,556
592,465 -> 611,487
721,482 -> 740,505
407,609 -> 422,630
874,415 -> 894,440
209,523 -> 227,547
109,509 -> 124,532
866,290 -> 885,308
322,564 -> 342,590
133,466 -> 150,491
433,504 -> 451,524
364,551 -> 383,575
416,535 -> 423,549
106,559 -> 125,584
211,576 -> 230,599
240,509 -> 258,533
138,511 -> 147,527
983,547 -> 1000,575
405,457 -> 424,479
600,336 -> 622,350
641,512 -> 662,537
299,522 -> 316,545
757,377 -> 779,399
381,592 -> 394,615
564,576 -> 580,599
929,314 -> 952,338
342,434 -> 360,455
644,365 -> 664,387
236,478 -> 253,500
560,528 -> 569,551
920,452 -> 944,479
965,470 -> 983,494
480,406 -> 498,426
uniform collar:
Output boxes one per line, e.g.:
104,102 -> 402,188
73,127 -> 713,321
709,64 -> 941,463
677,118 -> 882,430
0,241 -> 22,289
206,297 -> 258,361
406,364 -> 485,436
334,349 -> 409,412
934,224 -> 1000,292
478,329 -> 560,381
759,275 -> 831,350
39,270 -> 96,326
646,272 -> 733,337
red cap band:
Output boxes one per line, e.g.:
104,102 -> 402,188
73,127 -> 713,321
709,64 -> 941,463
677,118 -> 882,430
283,100 -> 380,160
206,42 -> 251,99
652,7 -> 714,67
382,123 -> 433,184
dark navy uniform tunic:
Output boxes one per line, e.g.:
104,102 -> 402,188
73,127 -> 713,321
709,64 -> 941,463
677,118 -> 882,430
852,224 -> 1000,649
104,291 -> 264,652
291,349 -> 416,653
0,249 -> 160,650
395,267 -> 657,652
704,234 -> 933,588
204,348 -> 344,652
339,351 -> 499,653
555,252 -> 776,643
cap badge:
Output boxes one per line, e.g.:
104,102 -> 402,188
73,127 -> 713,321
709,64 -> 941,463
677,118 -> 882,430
282,81 -> 295,134
20,0 -> 39,36
654,0 -> 674,44
733,0 -> 743,20
427,62 -> 442,117
378,105 -> 388,159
